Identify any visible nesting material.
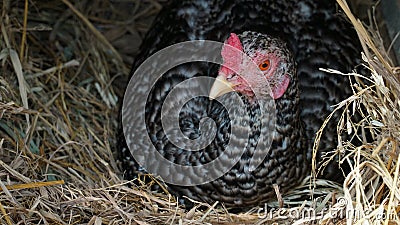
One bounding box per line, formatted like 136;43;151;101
0;0;398;224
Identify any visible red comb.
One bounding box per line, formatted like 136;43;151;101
221;33;243;73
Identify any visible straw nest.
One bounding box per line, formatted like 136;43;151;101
0;0;399;224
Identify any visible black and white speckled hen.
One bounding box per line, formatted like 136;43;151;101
117;0;361;207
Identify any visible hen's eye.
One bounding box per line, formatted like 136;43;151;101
259;60;271;71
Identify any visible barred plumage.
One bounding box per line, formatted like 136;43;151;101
117;0;361;207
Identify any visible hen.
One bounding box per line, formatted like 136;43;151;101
117;0;361;207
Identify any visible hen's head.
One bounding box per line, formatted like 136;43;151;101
210;31;295;100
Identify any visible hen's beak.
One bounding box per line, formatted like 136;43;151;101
209;74;235;100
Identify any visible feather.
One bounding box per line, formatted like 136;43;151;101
117;0;362;207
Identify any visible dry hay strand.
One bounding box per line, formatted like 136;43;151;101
0;0;398;224
315;1;400;224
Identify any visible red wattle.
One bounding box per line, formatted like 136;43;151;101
272;75;290;99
